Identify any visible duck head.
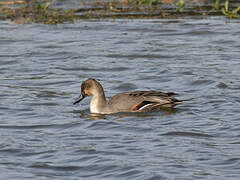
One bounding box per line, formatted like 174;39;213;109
73;78;104;105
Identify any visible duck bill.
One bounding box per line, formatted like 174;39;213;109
73;95;85;105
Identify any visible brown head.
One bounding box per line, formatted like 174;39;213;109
73;78;105;105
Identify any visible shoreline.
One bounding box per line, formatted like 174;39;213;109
0;0;239;24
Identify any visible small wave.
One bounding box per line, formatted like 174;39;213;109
162;131;213;138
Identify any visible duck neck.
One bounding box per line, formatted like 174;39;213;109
90;84;107;113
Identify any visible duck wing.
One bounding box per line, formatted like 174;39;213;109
127;91;182;111
108;91;182;112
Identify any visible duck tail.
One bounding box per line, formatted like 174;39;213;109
175;98;193;104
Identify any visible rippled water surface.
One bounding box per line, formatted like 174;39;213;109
1;17;240;179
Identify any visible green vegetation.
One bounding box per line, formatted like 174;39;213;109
221;0;240;18
133;0;159;6
213;0;220;11
0;0;74;24
176;0;185;12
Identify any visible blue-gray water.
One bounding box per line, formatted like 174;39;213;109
1;17;240;179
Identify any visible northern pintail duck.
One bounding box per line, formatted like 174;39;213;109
73;78;187;114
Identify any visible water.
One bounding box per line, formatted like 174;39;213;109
1;17;240;179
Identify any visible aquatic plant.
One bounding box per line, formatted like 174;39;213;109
133;0;159;6
213;0;220;11
176;0;185;12
0;0;74;24
221;0;240;18
37;1;51;10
